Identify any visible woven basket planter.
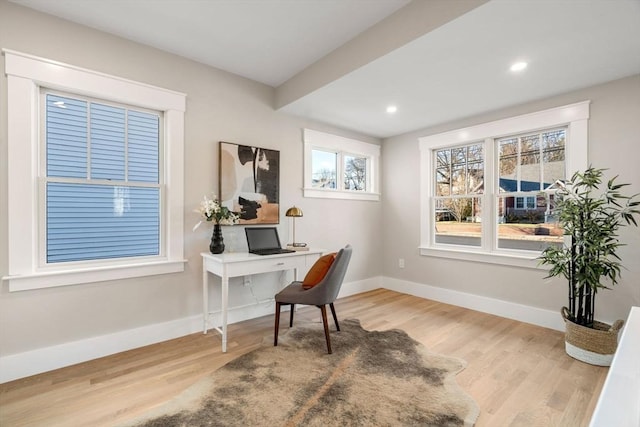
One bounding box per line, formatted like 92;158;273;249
562;307;624;366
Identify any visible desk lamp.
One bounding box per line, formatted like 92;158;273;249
285;206;306;247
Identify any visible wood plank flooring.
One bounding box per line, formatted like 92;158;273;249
0;289;608;426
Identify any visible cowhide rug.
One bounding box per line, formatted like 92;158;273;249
126;319;479;426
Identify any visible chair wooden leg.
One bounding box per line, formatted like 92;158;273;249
289;303;295;327
274;302;281;346
329;302;340;331
320;305;332;354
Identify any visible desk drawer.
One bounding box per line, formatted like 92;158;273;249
226;256;305;277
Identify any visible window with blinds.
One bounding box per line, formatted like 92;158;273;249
44;93;161;263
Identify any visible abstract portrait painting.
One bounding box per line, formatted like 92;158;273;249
219;142;279;224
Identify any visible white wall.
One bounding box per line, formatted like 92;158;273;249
1;0;638;383
382;74;640;326
0;0;383;380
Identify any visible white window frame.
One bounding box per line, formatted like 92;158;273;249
3;49;186;291
303;129;380;201
418;101;589;269
514;196;537;210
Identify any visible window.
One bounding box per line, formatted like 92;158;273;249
44;92;161;263
434;143;483;247
311;149;337;189
514;196;537;210
344;154;367;191
496;128;567;251
303;129;380;201
4;50;186;291
419;102;589;268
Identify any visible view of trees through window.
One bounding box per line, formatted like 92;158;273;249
311;149;336;189
311;149;367;191
344;155;366;191
434;143;483;247
433;128;566;251
496;128;565;250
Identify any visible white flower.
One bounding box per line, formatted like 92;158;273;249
193;194;239;231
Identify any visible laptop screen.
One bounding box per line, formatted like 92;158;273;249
245;227;283;251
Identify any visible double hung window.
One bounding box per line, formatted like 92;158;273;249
419;102;589;267
44;92;162;263
496;128;566;251
434;143;484;247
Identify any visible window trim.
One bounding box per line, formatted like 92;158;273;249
303;129;380;201
3;49;187;291
418;101;589;268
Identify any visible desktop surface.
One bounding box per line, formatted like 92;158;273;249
202;249;323;263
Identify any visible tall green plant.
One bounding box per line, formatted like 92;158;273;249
538;167;639;327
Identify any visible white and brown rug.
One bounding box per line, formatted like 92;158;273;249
127;319;479;426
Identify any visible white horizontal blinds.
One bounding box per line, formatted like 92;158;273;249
45;93;161;263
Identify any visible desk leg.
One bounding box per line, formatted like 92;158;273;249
202;262;208;334
221;275;229;352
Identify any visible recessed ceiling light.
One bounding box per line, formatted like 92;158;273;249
386;105;398;114
510;61;528;72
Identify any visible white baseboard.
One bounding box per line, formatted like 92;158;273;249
0;277;380;383
0;301;282;383
0;275;558;383
0;314;202;384
381;276;565;332
339;276;382;298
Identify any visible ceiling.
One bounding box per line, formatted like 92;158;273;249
11;0;640;139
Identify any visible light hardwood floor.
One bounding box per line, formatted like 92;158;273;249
0;289;608;426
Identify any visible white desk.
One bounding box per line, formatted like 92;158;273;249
201;249;323;352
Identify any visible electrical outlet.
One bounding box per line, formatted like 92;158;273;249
398;258;405;268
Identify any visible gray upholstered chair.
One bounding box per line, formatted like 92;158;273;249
274;245;352;354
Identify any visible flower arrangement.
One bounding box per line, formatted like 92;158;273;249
193;194;239;231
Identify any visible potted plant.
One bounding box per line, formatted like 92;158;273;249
538;166;639;366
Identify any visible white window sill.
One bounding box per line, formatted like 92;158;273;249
419;246;544;269
3;260;187;292
303;187;380;201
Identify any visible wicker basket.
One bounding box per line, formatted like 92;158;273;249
561;307;624;366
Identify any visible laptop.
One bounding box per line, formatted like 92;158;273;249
245;227;295;256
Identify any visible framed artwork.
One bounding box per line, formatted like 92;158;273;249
219;141;280;224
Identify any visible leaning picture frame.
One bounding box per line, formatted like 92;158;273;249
219;141;280;225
